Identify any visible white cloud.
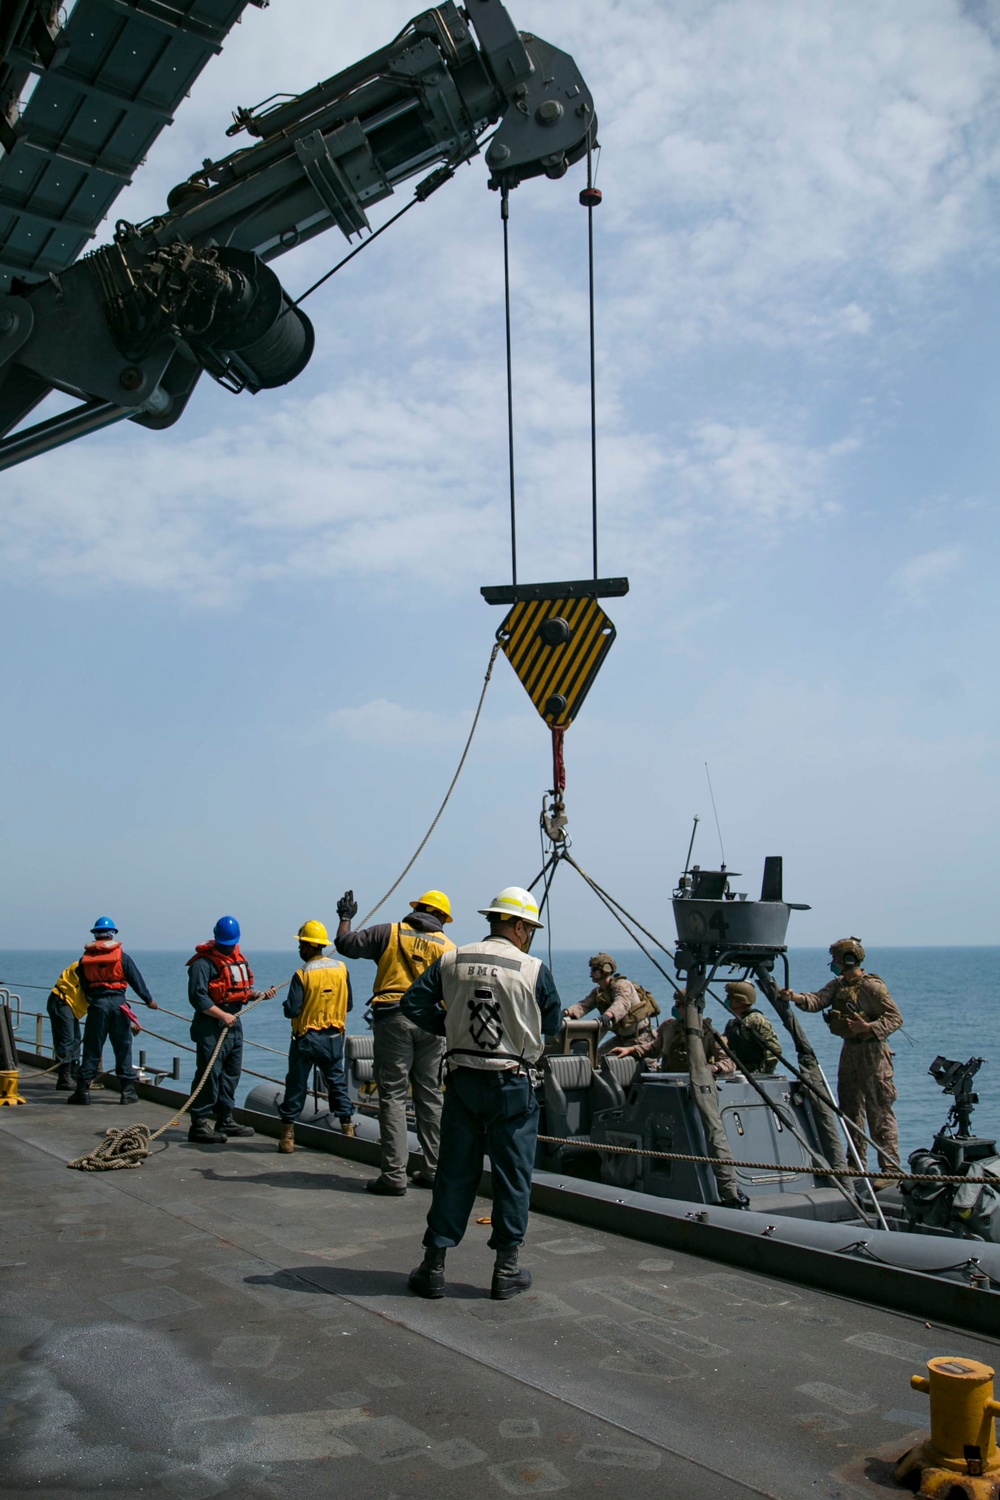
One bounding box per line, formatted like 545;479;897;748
321;698;538;754
889;545;963;605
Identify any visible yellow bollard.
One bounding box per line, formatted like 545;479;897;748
896;1357;1000;1497
0;1069;27;1106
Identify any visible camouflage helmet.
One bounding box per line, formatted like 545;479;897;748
588;952;616;976
830;936;865;966
725;980;756;1007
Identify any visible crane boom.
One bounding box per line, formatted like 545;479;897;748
0;0;595;470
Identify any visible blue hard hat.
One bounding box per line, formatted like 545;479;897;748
91;916;118;934
213;915;240;947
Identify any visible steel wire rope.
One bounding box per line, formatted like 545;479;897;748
501;184;517;584
294;133;493;307
585;127;599;579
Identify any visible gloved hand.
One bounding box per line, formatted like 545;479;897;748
337;890;358;922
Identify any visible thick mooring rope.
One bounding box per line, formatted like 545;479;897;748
536;1134;999;1186
66;991;273;1172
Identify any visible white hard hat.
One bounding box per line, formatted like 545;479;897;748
478;886;544;929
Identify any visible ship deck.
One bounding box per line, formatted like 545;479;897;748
3;1065;998;1499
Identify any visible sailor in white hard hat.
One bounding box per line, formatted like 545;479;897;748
400;886;563;1301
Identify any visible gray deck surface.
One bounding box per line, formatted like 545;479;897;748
2;1067;997;1499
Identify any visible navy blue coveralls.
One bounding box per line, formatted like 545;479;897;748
278;963;355;1124
188;956;249;1124
401;950;562;1250
47;983;81;1074
78;954;155;1086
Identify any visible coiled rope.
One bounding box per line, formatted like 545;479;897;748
66;990;274;1172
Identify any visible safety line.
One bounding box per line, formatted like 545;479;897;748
152;1003;287;1056
355;641;502;928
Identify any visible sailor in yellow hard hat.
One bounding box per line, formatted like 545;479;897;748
335;887;456;1193
276;921;355;1153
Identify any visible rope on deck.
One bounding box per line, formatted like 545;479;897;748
67;992;273;1172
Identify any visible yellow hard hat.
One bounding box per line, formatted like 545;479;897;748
411;889;453;923
296;919;330;947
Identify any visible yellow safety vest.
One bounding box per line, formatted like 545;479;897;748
291;959;351;1038
53;964;88;1020
372;923;455;1004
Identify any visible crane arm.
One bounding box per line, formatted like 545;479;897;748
0;0;595;470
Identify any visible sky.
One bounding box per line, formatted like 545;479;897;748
1;0;999;951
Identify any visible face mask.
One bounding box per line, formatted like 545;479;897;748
829;961;842;976
671;1003;684;1020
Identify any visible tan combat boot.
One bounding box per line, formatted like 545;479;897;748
341;1120;356;1139
278;1121;295;1154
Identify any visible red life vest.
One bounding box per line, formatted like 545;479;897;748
79;941;127;993
187;942;255;1011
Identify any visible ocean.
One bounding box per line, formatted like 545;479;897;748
3;946;995;1162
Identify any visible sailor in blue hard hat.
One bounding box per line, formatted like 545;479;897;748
67;917;158;1107
185;916;276;1145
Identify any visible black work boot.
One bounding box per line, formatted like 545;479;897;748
491;1246;532;1301
55;1066;75;1091
67;1082;90;1105
188;1117;227;1144
119;1082;138;1105
408;1246;446;1299
216;1116;254;1138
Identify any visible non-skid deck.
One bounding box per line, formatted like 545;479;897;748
2;1065;997;1499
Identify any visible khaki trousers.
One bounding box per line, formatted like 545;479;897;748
837;1040;900;1172
372;1009;446;1186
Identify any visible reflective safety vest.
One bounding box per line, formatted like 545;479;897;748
187;942;255;1011
292;957;350;1037
372;922;455;1004
438;936;544;1072
79;941;126;994
53;963;88;1020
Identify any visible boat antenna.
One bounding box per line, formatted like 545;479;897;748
704;762;726;867
683;814;700;874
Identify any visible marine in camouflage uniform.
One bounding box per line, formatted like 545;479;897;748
563;952;657;1054
722;980;780;1075
619;1006;735;1074
781;937;902;1175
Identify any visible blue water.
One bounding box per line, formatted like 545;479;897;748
3;946;995;1161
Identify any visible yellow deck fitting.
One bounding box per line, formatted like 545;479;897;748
0;1069;27;1106
896;1356;1000;1498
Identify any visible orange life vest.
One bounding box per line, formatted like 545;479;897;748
79;941;126;993
187;941;255;1011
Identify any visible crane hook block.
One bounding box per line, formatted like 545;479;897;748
579;187;602;207
484;578;627;729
